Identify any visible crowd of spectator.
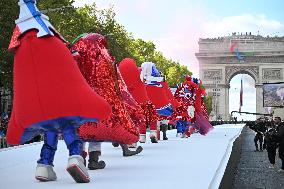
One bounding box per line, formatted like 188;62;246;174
0;112;42;148
248;117;284;172
0;113;9;148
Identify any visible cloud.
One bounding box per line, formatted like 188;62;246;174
154;13;284;78
153;11;205;76
73;1;284;80
201;14;284;37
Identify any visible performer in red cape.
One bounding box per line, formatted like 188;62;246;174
6;0;111;183
71;33;142;166
173;76;198;138
119;59;159;143
174;76;213;137
72;33;139;144
140;62;174;142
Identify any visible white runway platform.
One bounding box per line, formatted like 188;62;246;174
0;124;244;189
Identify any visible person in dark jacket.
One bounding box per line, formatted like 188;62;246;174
274;117;284;172
264;122;278;168
251;118;266;151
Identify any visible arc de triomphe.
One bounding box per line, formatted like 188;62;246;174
196;34;284;121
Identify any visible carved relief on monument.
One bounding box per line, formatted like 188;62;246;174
225;66;259;83
262;68;283;80
202;69;222;80
197;55;284;64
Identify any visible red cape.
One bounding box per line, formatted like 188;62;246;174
7;31;111;145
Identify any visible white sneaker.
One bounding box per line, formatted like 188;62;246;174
268;164;274;169
149;130;157;138
176;133;183;138
149;130;158;143
139;134;146;143
66;155;90;183
35;163;57;181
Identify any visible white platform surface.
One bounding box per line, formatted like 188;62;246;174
0;124;245;189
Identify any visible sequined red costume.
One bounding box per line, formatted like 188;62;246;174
173;76;213;136
173;77;198;122
72;34;139;145
118;78;146;130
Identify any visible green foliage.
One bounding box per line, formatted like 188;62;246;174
204;95;213;115
0;0;192;91
0;0;18;91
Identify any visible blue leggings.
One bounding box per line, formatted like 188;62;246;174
37;126;82;166
176;120;188;134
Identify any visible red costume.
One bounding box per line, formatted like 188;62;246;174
72;34;139;145
118;78;146;131
173;76;213;136
6;30;111;145
6;1;111;183
118;59;159;142
173;77;198;123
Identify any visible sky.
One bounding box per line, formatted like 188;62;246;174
73;0;284;120
229;74;256;121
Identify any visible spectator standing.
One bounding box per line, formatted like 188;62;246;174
251;118;266;152
274;117;284;172
264;122;278;168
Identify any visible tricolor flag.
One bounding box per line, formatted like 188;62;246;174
239;79;243;112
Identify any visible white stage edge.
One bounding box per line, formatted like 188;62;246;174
0;124;245;189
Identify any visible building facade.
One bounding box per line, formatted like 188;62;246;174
196;34;284;120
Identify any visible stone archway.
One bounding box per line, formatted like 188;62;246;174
225;66;258;84
196;34;284;120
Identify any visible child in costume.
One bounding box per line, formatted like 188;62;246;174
71;33;142;166
6;0;111;183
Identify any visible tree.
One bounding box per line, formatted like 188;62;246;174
0;0;18;91
0;0;194;108
204;95;213;116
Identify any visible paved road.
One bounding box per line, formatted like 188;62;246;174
232;126;284;189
